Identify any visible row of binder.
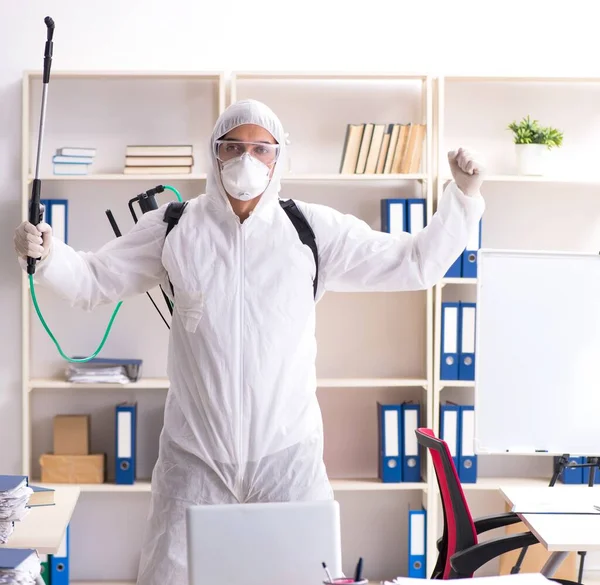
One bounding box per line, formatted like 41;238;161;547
440;403;477;483
558;457;600;485
40;525;69;584
40;199;68;244
378;402;421;483
381;198;426;236
441;301;476;381
445;220;481;279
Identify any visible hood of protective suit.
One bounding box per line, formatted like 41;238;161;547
205;99;288;218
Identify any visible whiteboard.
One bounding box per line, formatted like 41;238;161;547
474;249;600;456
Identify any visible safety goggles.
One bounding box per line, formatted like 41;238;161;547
214;140;280;166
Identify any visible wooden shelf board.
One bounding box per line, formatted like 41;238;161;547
234;71;429;81
30;378;427;391
282;173;427;182
27;174;207;182
29;378;170;391
437;380;475;390
444;75;600;83
25;70;222;80
441;277;477;286
32;481;152;493
331;479;426;491
319;378;427;388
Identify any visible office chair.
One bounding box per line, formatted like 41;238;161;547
415;428;577;583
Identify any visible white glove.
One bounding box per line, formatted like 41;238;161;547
14;220;53;262
448;148;485;196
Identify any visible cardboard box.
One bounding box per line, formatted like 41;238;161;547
499;502;577;580
53;414;90;455
40;453;106;484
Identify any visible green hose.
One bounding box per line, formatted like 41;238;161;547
29;184;183;363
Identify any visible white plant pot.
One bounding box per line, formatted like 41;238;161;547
515;143;548;176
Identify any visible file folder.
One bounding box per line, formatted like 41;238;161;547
461;220;481;278
445;255;462;278
408;509;426;578
50;524;69;585
116;402;137;484
402;403;421;482
441;302;460;380
556;456;584;484
381;199;407;235
583;457;600;484
458;302;476;381
39;553;50;584
458;405;477;483
43;199;68;244
440;403;460;470
378;403;402;483
406;199;426;234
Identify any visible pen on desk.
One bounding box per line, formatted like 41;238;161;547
322;561;333;583
354;557;363;582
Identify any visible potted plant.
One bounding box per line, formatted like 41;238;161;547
507;115;564;175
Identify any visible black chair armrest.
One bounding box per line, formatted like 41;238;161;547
474;512;522;535
450;531;539;577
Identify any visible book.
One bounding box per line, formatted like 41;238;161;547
354;123;374;174
364;124;386;174
125;155;194;166
56;147;96;157
383;124;401;174
28;485;55;507
124;166;192;174
52;155;94;164
339;124;365;174
53;163;88;175
126;145;193;156
375;124;393;174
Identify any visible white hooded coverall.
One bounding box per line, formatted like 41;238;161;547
25;100;485;584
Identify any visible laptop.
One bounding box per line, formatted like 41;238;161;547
186;500;342;585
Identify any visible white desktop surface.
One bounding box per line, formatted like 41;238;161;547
0;485;80;554
500;486;600;552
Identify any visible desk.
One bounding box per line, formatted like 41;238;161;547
0;485;80;554
500;486;600;578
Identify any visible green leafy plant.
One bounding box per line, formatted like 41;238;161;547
507;115;564;149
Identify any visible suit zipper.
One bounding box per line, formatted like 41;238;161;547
237;223;245;497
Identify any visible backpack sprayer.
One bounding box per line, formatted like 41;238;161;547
27;16;182;363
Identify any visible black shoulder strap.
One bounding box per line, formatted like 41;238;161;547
279;199;319;299
163;201;189;297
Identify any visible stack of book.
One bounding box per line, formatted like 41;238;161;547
52;147;96;175
123;145;194;174
340;123;426;175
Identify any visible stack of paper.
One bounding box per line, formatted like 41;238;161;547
0;478;33;545
65;358;143;384
0;548;41;585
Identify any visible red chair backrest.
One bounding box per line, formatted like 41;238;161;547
416;428;478;579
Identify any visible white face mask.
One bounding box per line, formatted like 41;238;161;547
220;153;272;201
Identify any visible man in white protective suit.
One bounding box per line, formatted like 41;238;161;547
14;99;485;584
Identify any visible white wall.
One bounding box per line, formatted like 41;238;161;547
3;0;600;580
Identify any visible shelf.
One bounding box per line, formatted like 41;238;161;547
282;173;428;182
26;70;222;80
461;476;600;491
234;71;429;81
30;378;427;391
319;378;428;388
440;278;477;286
437;380;475;390
28;378;170;391
443;174;600;184
331;479;426;491
72;582;134;585
27;173;207;182
33;481;152;493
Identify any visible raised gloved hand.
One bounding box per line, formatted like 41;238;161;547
448;148;485;196
14;220;53;262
